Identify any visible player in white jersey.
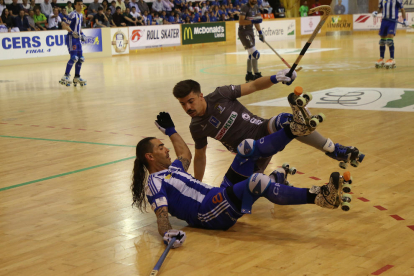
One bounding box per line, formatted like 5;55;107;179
131;109;352;249
372;0;408;69
59;0;87;87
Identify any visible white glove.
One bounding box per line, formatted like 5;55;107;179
403;19;409;27
276;68;297;85
80;33;86;42
372;11;378;17
70;31;79;38
163;229;186;248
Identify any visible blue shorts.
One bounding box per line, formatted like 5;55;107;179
66;36;83;56
196;187;243;230
379;19;397;37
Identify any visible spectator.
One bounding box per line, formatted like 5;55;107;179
59;7;69;22
218;5;228;19
87;0;102;22
130;6;143;24
7;0;21;17
109;1;116;14
48;7;60;29
210;0;219;7
174;12;181;23
153;12;163;24
227;13;235;21
20;0;30;15
163;0;174;13
94;6;109;27
261;0;272;14
105;8;115;26
122;7;136;25
181;8;189;20
209;11;217;22
311;0;321;15
15;9;30;31
142;9;149;25
184;15;190;23
299;1;308;17
275;1;285;18
112;6;126;26
102;0;109;13
65;1;73;13
219;13;226;21
211;5;219;18
201;2;208;14
27;9;38;30
40;0;52;17
201;11;208;22
194;2;200;13
116;0;126;12
29;0;36;11
0;0;6;17
129;0;140;13
124;0;130;9
167;10;174;23
2;8;19;31
138;0;149;14
187;2;193;12
33;6;47;29
51;0;58;8
160;10;169;24
152;0;163;13
334;0;346;14
233;0;240;6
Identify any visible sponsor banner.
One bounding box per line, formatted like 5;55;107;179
325;15;352;32
182;22;226;45
0;29;102;60
403;0;414;9
249;87;414;112
353;13;412;30
111;28;129;55
236;20;295;44
301;16;321;35
129;25;180;50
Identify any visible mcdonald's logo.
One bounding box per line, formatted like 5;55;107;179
183;27;193;40
212;193;223;204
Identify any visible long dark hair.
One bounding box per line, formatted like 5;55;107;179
131;137;155;212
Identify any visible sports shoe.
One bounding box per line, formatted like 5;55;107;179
245;72;255;83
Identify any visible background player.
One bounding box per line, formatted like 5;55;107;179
238;0;265;82
173;69;364;182
373;0;408;69
131;111;349;248
59;0;87;87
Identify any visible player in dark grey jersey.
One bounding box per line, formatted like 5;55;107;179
173;69;364;182
239;0;265;82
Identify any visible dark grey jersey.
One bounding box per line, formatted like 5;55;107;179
190;85;269;152
239;4;261;31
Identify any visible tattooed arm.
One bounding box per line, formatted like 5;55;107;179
155;206;172;236
169;132;192;172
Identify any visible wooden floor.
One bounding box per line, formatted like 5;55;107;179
1;32;414;276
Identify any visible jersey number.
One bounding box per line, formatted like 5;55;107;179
212;193;223;204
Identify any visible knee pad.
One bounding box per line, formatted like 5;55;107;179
268;113;293;133
252;50;260;60
71;55;79;62
247;46;257;56
79;56;85;63
386;39;394;47
237;139;255;158
379;39;386;46
241;173;271;214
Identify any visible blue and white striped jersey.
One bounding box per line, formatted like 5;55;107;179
379;0;403;20
146;159;214;226
66;11;83;34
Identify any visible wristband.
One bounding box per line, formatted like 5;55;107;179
270;75;278;84
258;30;263;35
165;127;177;137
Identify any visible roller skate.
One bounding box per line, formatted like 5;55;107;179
375;58;384;68
245;72;255;83
254;72;263;80
314;171;353;211
325;143;365;169
73;76;87;87
384;59;396;69
269;163;297;186
59;74;72;87
287;86;325;136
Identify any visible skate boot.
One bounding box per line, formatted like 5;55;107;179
245;72;255;83
325;143;365;169
254;72;263;80
73;76;87;87
313;171;353;211
269;163;296;186
384;59;396;69
59;74;71;87
287;86;326;136
375;58;384;68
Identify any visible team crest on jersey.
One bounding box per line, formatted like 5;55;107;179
72;45;77;50
165;174;172;179
214;103;226;114
209;116;221;128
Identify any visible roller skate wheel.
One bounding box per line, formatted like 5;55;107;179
296;96;306;107
303;92;313;102
342;193;352;203
289;167;297;175
66;83;70;87
282;163;289;169
317;113;326;123
343;171;351;182
339;161;348;169
350;159;359;167
309;117;319;128
341;202;351;211
342;183;352;193
294;86;303;96
375;64;379;68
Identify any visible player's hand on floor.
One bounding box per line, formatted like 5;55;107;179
372;11;378;17
155;112;177;136
277;68;297;86
163;229;186;248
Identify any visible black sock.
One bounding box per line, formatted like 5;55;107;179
306;188;317;204
283;126;297;139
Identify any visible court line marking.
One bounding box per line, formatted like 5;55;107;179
0;156;135;192
0;135;136;148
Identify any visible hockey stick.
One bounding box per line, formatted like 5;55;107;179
149;237;177;276
383;18;414;29
264;41;303;72
286;5;331;78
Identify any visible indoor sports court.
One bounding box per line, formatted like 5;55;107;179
1;3;414;276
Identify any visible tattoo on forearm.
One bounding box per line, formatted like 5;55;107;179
177;156;191;171
156;207;172;235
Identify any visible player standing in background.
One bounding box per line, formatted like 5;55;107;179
238;0;265;82
59;0;87;87
373;0;408;69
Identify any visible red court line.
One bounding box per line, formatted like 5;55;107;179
309;176;321;180
31;125;39;127
47;126;55;128
14;124;22;125
371;264;394;275
216;149;226;152
62;127;71;129
125;134;133;136
390;215;404;221
78;129;86;131
349;192;354;194
0;122;7;124
358;197;370;202
374;205;387;211
408;226;414;231
296;171;304;174
94;130;102;132
110;132;118;134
